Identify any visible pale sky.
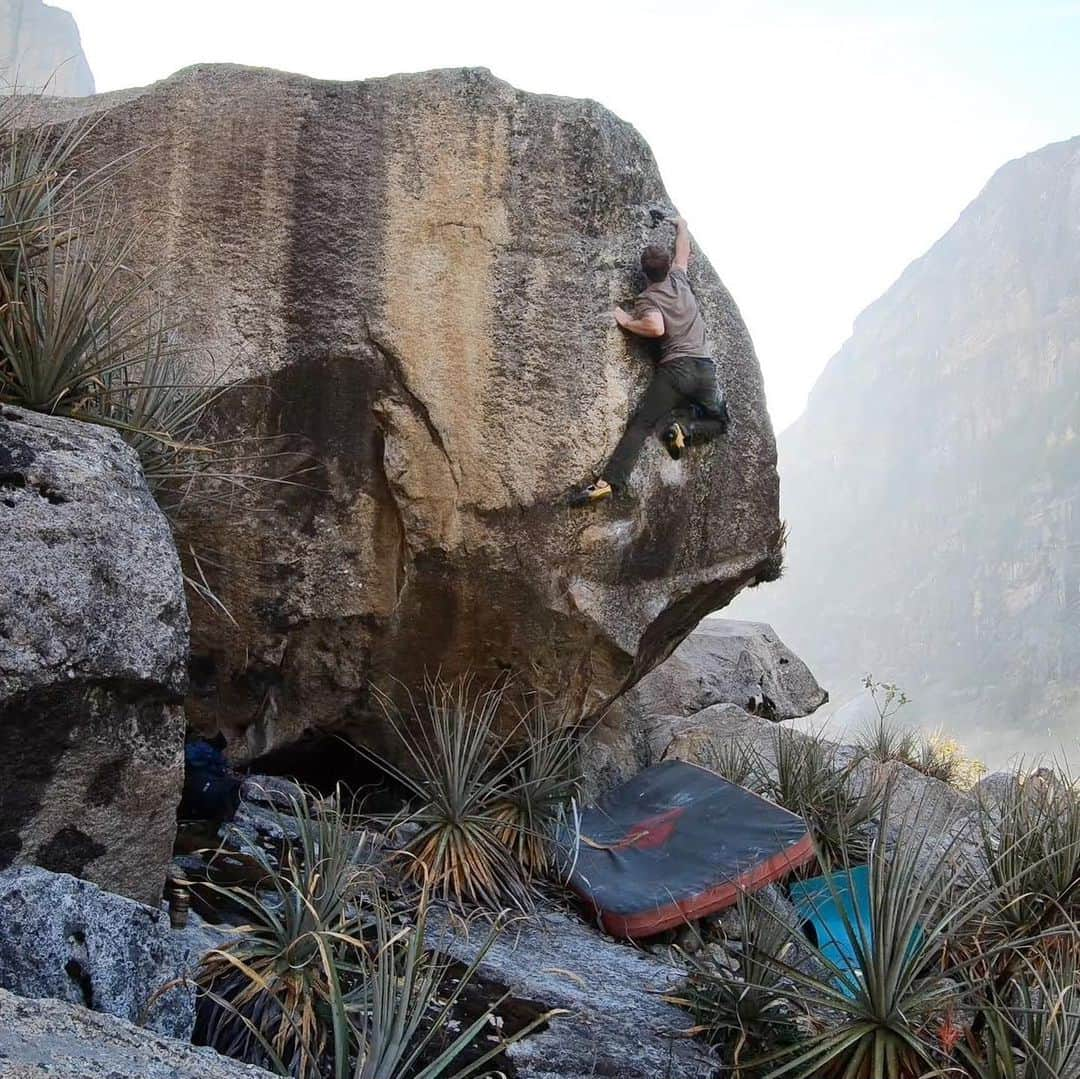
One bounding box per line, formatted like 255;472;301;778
61;0;1080;430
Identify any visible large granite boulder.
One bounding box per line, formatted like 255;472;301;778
38;65;781;760
0;988;276;1079
0;407;188;904
0;866;198;1039
0;0;95;96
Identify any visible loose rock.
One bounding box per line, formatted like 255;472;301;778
0;866;200;1039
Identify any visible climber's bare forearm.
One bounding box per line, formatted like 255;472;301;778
671;215;690;271
613;306;665;338
623;318;664;338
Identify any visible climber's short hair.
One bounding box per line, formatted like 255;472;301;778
640;244;671;283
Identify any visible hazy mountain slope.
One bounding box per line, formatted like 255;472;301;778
732;135;1080;764
0;0;94;96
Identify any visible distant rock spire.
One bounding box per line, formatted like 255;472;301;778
0;0;95;96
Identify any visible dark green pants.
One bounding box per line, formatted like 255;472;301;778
605;357;728;489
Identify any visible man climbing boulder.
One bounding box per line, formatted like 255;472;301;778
571;215;729;505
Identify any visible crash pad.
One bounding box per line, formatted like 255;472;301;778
567;759;814;938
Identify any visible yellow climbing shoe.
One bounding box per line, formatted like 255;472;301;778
569;479;613;507
662;422;686;460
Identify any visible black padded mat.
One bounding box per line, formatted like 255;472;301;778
567;759;813;937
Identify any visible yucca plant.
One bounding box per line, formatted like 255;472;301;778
726;794;1025;1079
341;889;555;1079
0;219;178;412
961;943;1080;1079
0;104;97;272
707;735;759;789
196;787;375;1077
362;679;536;911
195;787;550;1079
975;764;1080;949
672;892;800;1074
92;342;232;505
758;726;885;866
489;701;582;876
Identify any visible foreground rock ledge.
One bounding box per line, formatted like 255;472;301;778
0;987;275;1079
0;408;188;904
39;64;780;757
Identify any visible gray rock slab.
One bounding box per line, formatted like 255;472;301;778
0;866;200;1039
429;907;716;1079
0;988;275;1079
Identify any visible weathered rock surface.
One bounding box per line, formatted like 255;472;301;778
626;618;827;722
586;620;825;787
430;907;715;1079
0;407;188;904
36;64;781;760
0;866;198;1039
731;135;1080;766
654;702;784;769
0;0;94;96
0;987;275;1079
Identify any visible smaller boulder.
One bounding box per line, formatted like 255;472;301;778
590;621;827;789
628;619;829;721
0;407;189;904
0;866;200;1039
971;769;1020;807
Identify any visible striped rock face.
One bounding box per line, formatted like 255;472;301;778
44;65;780;760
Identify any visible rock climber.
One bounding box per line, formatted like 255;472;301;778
570;214;728;506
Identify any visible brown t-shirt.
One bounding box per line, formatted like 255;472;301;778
635;267;709;363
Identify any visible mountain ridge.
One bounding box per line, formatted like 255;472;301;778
733;132;1080;765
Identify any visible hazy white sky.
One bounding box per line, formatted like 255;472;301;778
61;0;1080;429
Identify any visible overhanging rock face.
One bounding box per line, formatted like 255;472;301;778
47;65;780;756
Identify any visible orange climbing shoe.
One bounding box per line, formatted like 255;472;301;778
662;422;686;460
568;479;613;507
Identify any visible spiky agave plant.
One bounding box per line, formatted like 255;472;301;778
961;941;1080;1079
671;892;800;1074
974;763;1080;950
0;102;97;273
363;678;535;911
0;104;176;418
734;793;1021;1079
707;735;759;789
196;786;375;1077
759;726;885;867
489;701;582;877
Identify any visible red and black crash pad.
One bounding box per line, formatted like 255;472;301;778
567;759;815;938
